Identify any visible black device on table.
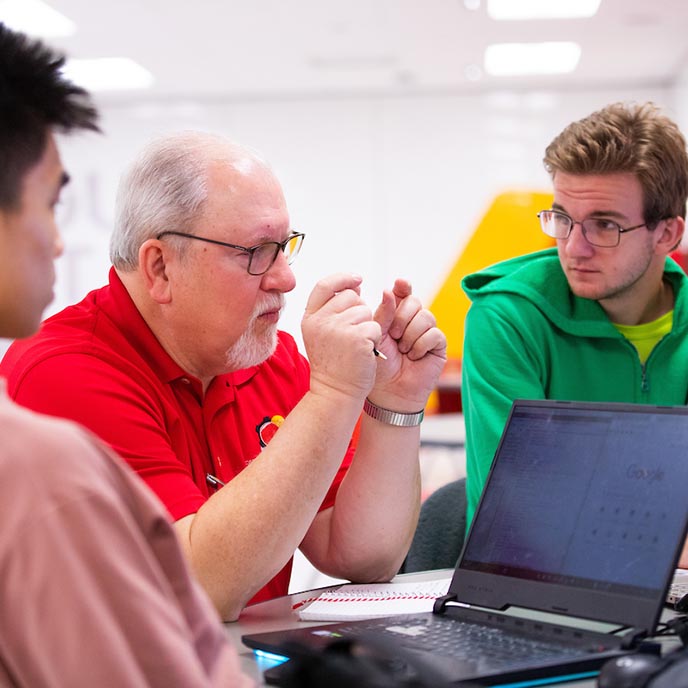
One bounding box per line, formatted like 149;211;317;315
244;400;688;686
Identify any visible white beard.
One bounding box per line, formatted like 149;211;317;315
223;295;283;370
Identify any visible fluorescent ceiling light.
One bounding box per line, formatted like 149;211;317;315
485;42;581;76
0;0;75;37
487;0;601;20
62;58;154;92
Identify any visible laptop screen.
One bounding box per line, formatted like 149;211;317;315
454;400;688;629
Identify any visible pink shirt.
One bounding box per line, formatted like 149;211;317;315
0;382;252;687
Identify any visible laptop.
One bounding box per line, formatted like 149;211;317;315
243;399;688;686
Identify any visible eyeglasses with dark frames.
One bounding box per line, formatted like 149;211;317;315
537;210;649;248
156;231;305;275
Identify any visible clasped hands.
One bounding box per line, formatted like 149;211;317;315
302;273;447;411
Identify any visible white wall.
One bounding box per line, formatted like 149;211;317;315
31;84;675;353
673;62;688;143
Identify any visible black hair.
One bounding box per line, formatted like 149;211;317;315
0;22;100;209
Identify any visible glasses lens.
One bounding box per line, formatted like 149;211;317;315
581;218;621;247
539;211;571;239
247;243;278;275
247;234;304;275
283;233;304;265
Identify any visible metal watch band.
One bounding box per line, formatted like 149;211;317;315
363;398;425;427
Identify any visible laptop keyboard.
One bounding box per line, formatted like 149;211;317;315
342;616;594;668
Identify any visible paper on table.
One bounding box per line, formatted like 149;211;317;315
295;576;453;622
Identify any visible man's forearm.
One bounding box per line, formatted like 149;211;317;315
302;412;422;583
175;387;365;621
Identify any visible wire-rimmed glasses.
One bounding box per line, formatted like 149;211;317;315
156;231;305;275
537;210;647;248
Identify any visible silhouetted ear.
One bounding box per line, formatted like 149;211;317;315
656;216;685;255
138;238;172;304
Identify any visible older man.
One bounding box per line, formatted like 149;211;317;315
1;131;447;621
0;24;251;687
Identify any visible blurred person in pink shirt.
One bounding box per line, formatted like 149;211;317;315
0;21;252;688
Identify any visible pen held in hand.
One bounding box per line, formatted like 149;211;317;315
373;347;387;360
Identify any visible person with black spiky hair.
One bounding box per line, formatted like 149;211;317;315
0;22;252;688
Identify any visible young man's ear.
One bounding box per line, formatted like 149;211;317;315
657;216;685;255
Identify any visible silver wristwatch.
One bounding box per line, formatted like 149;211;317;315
363;398;425;427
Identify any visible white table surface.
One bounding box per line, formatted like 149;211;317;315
420;412;465;448
224;569;682;687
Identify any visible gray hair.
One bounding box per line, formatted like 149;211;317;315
110;131;268;269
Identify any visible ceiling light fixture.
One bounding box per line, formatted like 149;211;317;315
62;58;154;92
484;42;581;76
0;0;75;37
487;0;601;20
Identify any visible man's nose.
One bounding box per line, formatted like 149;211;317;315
54;231;65;258
261;250;297;293
562;222;594;256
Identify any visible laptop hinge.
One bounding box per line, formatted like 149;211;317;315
621;627;649;650
433;592;458;614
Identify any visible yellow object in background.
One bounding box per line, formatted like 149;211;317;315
426;190;554;413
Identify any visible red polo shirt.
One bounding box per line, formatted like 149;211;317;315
0;268;353;604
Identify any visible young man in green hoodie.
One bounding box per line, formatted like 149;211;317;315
462;102;688;565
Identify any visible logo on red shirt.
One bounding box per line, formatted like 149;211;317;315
256;415;285;448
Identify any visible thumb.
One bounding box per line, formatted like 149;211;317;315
373;289;396;336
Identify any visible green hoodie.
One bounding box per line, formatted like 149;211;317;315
461;248;688;526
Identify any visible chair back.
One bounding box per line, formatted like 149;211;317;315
400;478;466;573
